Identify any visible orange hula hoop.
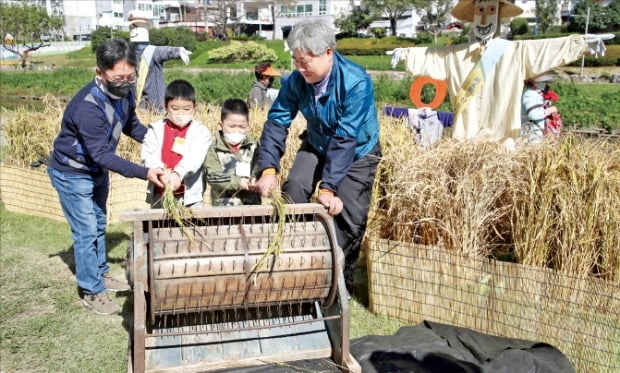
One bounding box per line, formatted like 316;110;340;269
409;77;448;110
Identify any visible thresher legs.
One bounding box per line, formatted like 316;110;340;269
132;282;146;373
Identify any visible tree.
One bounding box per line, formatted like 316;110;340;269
364;0;430;36
568;0;611;33
534;0;559;34
418;0;452;43
607;0;620;31
335;2;377;35
0;3;62;69
510;17;530;36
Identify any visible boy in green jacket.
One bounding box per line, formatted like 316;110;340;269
204;99;261;206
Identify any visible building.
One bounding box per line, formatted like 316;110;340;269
3;0;601;42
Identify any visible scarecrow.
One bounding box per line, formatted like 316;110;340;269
390;0;610;142
128;11;192;113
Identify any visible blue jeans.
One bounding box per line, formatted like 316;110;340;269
48;167;109;295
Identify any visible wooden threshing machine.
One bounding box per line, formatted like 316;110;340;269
121;203;360;372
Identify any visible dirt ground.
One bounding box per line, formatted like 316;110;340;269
555;65;620;76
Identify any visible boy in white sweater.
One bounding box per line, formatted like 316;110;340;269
141;79;212;207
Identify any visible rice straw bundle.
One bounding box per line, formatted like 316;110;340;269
161;183;194;242
251;189;289;276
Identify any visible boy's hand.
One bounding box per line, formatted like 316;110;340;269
239;177;250;191
169;171;182;191
248;178;257;191
255;174;277;197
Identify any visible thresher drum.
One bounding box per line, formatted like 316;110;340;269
122;203;360;372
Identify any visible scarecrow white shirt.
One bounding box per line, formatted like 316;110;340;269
397;35;588;141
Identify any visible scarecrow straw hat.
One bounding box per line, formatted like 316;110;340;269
451;0;523;22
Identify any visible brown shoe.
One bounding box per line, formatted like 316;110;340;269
102;272;131;292
82;292;120;315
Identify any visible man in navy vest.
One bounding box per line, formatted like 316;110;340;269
48;38;165;315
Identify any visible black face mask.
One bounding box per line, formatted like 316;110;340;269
107;81;134;98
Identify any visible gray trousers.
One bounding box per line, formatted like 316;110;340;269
282;140;381;289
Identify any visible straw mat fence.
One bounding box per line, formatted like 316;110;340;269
0;164;148;224
367;238;620;373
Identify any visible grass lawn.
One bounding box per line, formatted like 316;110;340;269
0;205;404;372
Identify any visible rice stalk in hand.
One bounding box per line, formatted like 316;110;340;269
162;184;194;243
251;189;288;278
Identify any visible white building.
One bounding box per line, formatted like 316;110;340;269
3;0;600;42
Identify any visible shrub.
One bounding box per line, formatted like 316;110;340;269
207;41;278;63
149;27;196;51
510;18;530;36
371;27;387;38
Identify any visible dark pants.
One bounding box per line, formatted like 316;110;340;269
282;140;381;290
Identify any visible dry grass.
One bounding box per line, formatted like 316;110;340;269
2;101;619;283
371;114;620;283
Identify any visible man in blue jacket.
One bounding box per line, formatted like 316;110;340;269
48;38;165;315
254;18;381;295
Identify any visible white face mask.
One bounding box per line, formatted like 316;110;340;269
223;132;246;145
473;0;499;45
168;114;193;128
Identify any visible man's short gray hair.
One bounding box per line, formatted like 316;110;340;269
286;18;336;56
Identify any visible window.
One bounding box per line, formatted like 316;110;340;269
319;0;326;15
281;3;313;17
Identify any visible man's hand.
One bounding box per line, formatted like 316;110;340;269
318;193;343;216
147;168;165;188
179;47;192;65
254;173;277;197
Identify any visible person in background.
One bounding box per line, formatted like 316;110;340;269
204;98;261;206
129;10;192;113
521;74;560;144
48;38;165;315
253;18;382;295
247;61;281;109
384;106;454;147
141;79;212;208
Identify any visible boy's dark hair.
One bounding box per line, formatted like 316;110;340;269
96;38;137;72
165;79;196;106
221;98;249;121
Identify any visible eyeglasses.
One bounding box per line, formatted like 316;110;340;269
292;49;329;68
103;71;137;86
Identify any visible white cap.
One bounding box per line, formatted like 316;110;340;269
130;27;149;43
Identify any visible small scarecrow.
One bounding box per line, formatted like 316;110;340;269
390;0;610;142
128;11;192;113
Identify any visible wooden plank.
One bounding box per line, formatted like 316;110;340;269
120;203;327;221
153;253;332;279
144;333;183;371
257;314;300;356
179;323;223;366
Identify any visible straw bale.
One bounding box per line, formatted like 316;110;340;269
367;239;620;373
0;164;149;224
